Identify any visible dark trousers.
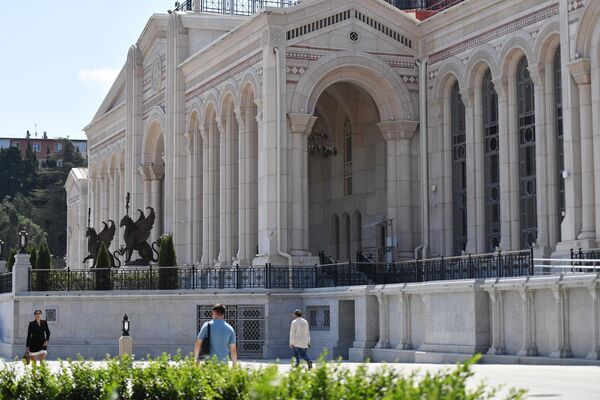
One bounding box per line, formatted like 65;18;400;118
293;347;311;366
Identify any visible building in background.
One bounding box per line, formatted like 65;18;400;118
3;134;87;165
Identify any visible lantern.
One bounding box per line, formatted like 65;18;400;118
122;314;130;336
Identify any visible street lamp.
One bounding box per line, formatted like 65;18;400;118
18;231;28;254
0;240;4;261
122;314;130;336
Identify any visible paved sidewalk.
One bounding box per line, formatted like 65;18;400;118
2;359;599;399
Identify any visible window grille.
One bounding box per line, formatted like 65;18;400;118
451;82;467;255
197;304;265;356
343;119;353;197
45;307;57;323
306;306;330;330
482;69;500;252
554;48;564;240
517;56;537;248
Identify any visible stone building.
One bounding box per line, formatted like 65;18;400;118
67;0;600;268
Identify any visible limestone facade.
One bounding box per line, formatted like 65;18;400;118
68;0;600;268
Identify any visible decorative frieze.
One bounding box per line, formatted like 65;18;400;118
568;0;585;12
430;3;559;65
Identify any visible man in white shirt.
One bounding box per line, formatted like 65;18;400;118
289;309;312;369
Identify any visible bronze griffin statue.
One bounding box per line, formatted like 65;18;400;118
117;207;160;266
82;220;116;267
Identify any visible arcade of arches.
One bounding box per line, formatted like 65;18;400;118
69;0;600;268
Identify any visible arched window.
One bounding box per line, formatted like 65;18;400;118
554;47;564;240
451;81;467;255
517;56;537;248
483;69;500;252
343;119;353;196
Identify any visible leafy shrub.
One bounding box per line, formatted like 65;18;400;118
158;235;178;290
94;242;112;291
36;242;51;291
6;248;16;272
0;354;526;400
28;246;38;270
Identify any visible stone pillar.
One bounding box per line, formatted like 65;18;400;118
530;65;550;254
374;292;390;349
517;288;537;356
349;294;379;361
545;63;560;248
217;118;229;264
588;286;600;360
486;288;506;355
461;87;478;253
493;77;514;250
200;126;212;265
397;291;412;350
151;179;163;243
568;59;596;243
473;84;487;253
119;335;133;356
287;113;317;255
12;253;30;293
550;287;571;358
377;120;419;259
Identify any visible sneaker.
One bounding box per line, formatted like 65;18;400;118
307;361;313;370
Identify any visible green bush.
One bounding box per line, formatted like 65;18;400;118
28;246;38;270
158;235;178;290
36;242;51;291
0;354;526;400
6;248;16;272
94;242;112;291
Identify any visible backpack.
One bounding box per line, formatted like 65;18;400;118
200;322;211;356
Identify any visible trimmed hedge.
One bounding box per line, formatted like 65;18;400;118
158;235;178;290
0;354;526;400
94;242;112;291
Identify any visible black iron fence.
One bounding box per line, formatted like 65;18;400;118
28;250;534;292
0;273;11;293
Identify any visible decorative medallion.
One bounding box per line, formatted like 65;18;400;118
151;56;163;91
349;31;359;42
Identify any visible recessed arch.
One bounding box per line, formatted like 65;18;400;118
291;50;416;121
499;30;537;78
465;45;499;90
433;56;466;100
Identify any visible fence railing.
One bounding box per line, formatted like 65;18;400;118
28;249;535;292
0;272;12;293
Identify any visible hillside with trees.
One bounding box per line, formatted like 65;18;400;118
0;139;86;263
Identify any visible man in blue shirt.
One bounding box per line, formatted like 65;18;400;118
194;304;238;366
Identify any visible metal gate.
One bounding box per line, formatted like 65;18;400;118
197;305;265;357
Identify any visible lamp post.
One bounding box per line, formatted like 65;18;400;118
18;231;28;254
122;314;130;336
0;240;4;261
119;314;133;357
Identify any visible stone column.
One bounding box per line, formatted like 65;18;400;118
588;286;600;360
151;179;163;243
473;84;487;253
377;120;419;259
544;64;560;248
349;294;379;361
100;175;109;225
550;287;571;358
517;288;537;356
530;65;550;254
493;76;515;250
217;117;229;264
374;292;390;349
236;107;249;263
461;87;478;253
486;288;506;355
397;291;412;350
568;59;596;243
200;126;213;265
287;113;317;254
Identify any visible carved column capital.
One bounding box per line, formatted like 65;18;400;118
567;58;591;86
377;119;419;141
287;113;317;135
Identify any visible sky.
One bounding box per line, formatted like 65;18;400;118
0;0;171;140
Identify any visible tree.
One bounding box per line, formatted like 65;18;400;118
7;248;16;273
158;235;178;290
36;242;51;291
0;198;47;256
28;247;38;270
95;242;112;290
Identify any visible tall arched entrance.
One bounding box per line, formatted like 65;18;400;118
307;82;385;262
